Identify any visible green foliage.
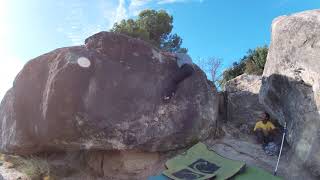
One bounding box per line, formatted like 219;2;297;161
111;19;149;41
218;58;246;87
219;45;268;88
4;154;51;179
16;157;50;179
244;46;268;75
111;9;186;52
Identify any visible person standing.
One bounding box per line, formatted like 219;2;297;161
161;51;195;101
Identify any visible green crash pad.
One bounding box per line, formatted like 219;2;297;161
148;175;170;180
163;142;245;180
231;166;282;180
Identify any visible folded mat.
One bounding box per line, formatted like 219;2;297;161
231;166;282;180
163;142;245;180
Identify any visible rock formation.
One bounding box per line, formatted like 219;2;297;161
260;10;320;177
225;74;264;130
0;32;219;156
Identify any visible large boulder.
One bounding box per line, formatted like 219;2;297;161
0;32;219;155
85;150;164;179
225;74;264;130
260;10;320;177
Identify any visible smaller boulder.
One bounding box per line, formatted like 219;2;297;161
225;74;264;129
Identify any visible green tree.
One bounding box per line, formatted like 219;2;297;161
218;57;246;87
111;9;186;52
218;46;268;88
111;19;149;41
244;46;268;75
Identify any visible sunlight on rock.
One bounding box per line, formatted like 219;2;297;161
152;49;163;63
77;57;91;68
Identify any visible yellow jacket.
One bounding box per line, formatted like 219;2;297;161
254;120;275;134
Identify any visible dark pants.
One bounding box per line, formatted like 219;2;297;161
164;64;194;97
255;129;274;144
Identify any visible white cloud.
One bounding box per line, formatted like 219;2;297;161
103;0;204;28
100;0;148;29
115;0;128;23
0;0;206;102
0;0;10;36
157;0;204;4
0;0;23;102
56;0;106;45
157;0;186;4
0;54;23;102
99;0;119;29
128;0;153;16
55;0;205;44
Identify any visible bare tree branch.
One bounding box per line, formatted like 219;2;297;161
210;57;222;83
198;57;222;84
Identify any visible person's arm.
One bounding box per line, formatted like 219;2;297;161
268;122;277;135
270;122;276;130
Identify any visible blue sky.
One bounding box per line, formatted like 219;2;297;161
0;0;319;100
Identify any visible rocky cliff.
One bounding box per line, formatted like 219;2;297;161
0;32;219;156
260;9;320;177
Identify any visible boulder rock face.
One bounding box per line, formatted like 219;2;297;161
259;10;320;177
225;74;264;129
85;150;163;180
0;32;219;155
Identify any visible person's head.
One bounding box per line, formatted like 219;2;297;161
262;112;270;123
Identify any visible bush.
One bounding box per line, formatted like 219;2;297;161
219;45;268;88
111;9;187;53
5;155;51;179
